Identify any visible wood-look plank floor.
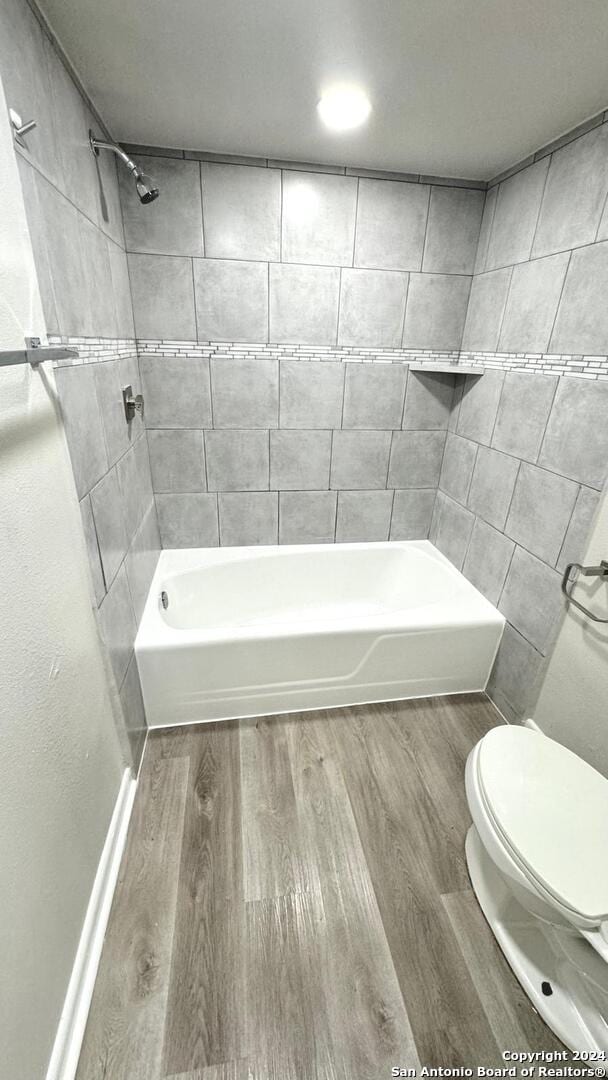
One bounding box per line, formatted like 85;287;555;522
76;694;566;1080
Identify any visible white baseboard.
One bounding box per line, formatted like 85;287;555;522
46;767;137;1080
524;716;544;733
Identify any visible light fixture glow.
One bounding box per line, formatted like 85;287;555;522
317;85;371;132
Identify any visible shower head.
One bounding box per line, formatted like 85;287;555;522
89;131;160;204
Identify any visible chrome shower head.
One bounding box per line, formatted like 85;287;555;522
89;131;160;204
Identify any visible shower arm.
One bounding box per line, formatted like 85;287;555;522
89;133;143;178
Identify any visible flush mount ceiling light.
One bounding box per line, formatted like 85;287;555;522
317;85;372;132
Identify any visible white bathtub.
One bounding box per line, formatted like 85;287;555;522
135;540;505;727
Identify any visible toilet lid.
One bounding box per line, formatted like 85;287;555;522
478;726;608;922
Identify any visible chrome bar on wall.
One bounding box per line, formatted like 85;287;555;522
561;560;608;624
0;338;78;368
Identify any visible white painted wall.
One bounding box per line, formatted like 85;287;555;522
533;487;608;778
0;73;126;1079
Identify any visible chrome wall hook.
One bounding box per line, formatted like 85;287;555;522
9;108;37;139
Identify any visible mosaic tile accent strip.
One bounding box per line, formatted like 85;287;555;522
48;335;138;366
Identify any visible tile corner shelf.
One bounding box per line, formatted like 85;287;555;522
408;362;484;376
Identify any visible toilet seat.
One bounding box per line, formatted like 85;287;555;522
476;727;608;925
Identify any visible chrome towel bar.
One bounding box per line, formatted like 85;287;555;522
561;560;608;624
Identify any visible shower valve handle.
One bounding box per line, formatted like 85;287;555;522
122;385;144;423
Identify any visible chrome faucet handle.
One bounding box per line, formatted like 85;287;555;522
122;385;144;423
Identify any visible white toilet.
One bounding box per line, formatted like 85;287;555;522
465;724;608;1053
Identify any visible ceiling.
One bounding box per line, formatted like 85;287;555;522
38;0;608;180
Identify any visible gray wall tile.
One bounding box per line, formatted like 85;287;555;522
270;430;331;489
532;123;608;257
120;156;203;256
54;365;108;498
35;174;87;337
94;359;132;468
330;430;392;489
498;252;570;353
193;259;268;342
492;371;557;462
124;504;161;622
128;254;196;339
460;268;512;352
456;369;505;445
335;490;393;542
118;656;147;771
388;430;446;488
79;495;106;606
279;491;337;544
467;445;519;530
201;162;280;260
140;355;212;428
390;489;436;539
462;518;514;604
279;359;344;428
15;159;59;333
269;264;340;345
354;178;429;271
473;184;497;275
439;433;477;504
337;268;408;348
147;429;206;492
210;357;278;428
499;546;564;655
538;376;608;488
342;363;407;429
49;57;99;224
402;274;470;350
556;486;600;573
282;171;357;266
549;241;608;354
107;241;136;339
205;429;269;491
402;372;454;430
78;214;118;337
218;492;278;546
423;186;484;274
115;437;154;543
487;623;545;718
89;469;128;588
434;494;475;570
485;159;549;269
97;565;137;687
156;493;219;547
505;462;579;566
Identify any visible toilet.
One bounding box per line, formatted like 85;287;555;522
465;724;608;1053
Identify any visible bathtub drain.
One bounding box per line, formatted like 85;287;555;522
160;590;169;610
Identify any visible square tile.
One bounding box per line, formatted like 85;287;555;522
402;371;454;430
467;446;519;530
120;155;203;255
330;430;392;489
54;364;108;498
499;546;564;655
439;434;477;504
282;171;357;265
193;259;268;342
342;362;407;429
211;357;278;428
147;429;206;492
201;162;280;260
505;463;579;566
338;268;408;347
485;159;549;269
270;430;331;489
492;371;557;463
354;178;429;270
422;186;485;274
119;655;147;771
128;254;196;339
279;491;337;544
205;429;269;491
140;355;212;428
156;493;219;547
94;359;132;468
434;495;475;570
556;486;600;573
97;565;136;687
218;492;278;546
115;437;154;543
124;504;161;623
89;468;128;589
79;494;106;607
460;268;512;352
390;489;436;540
16;159;59;333
538;376;608;488
463;518;514;604
402;274;470;350
107;242;136;339
36;176;87;336
532;124;608;257
488;623;545;719
456;370;505;446
336;490;394;542
474;184;497;274
279;359;344;428
498;253;570;353
388;431;446;488
77;215;118;337
269;264;340;345
549;241;608;355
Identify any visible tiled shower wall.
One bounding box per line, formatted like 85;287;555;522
0;0;160;767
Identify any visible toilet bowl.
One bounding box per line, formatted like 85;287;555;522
465;725;608;1054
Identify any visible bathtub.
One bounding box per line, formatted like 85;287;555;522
135;540;505;727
